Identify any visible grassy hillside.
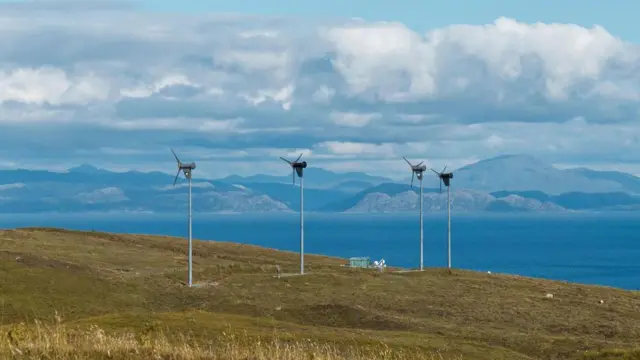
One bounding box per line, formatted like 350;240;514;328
1;228;639;359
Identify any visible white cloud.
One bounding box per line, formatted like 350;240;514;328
0;67;110;105
329;111;381;127
0;3;639;177
0;182;25;191
120;74;195;98
318;141;395;157
108;117;244;132
322;21;437;102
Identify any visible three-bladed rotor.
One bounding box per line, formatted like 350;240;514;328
403;157;427;188
171;149;197;185
431;166;453;193
280;153;308;185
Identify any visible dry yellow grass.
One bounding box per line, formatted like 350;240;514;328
2;227;640;359
2;313;457;360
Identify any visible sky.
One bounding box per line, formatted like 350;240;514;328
1;0;640;179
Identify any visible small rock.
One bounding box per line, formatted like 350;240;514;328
275;306;281;311
545;293;554;299
599;299;604;304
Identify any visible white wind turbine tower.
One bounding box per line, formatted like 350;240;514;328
403;157;427;271
171;149;197;287
280;153;308;275
432;166;454;272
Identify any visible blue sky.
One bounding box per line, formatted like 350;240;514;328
137;0;640;41
0;0;640;179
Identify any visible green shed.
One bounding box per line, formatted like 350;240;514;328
348;257;370;268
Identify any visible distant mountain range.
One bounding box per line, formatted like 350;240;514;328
219;168;389;190
452;155;640;194
1;154;640;214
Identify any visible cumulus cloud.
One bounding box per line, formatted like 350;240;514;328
0;1;640;177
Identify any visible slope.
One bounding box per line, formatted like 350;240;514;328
218;167;392;189
1;228;639;359
453;154;626;194
318;182;437;212
566;167;640;193
222;181;347;211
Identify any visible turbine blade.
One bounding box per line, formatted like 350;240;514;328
280;157;292;164
430;168;439;175
292;169;295;185
171;148;181;164
295;153;303;162
173;168;181;186
411;172;415;188
416;161;424;166
439;179;442;193
442;165;447;173
403;156;413;167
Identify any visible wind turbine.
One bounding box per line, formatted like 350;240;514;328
432;166;454;272
171;149;197;287
280;153;308;275
403;157;427;271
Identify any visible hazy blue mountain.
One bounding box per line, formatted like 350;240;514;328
4;155;640;214
490;190;550;202
330;180;376;194
339;183;640;214
0;166;174;188
552;192;640;210
222;182;346;211
453;154;627;194
491;190;640;210
320;183;441;212
0;167;292;214
343;189;565;213
218;167;392;189
564;168;640;193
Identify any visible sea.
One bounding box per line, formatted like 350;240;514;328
1;212;639;291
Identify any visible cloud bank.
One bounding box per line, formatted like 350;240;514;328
1;1;640;178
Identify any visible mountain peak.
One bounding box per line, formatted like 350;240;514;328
480;154;545;164
68;164;102;173
459;154;551;172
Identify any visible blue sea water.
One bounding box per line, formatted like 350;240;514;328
0;212;639;291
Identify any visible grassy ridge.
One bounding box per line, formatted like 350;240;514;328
3;316;457;360
1;227;640;359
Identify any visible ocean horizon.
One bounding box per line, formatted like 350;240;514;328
1;211;639;291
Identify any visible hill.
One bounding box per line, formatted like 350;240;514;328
453;154;640;194
218;167;392;189
225;181;347;211
321;183;567;213
3;155;640;214
1;228;639;359
0;166;293;214
0;165;386;214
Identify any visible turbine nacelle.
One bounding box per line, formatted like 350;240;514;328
171;149;197;185
403;157;427;188
280;154;307;185
431;166;453;192
179;162;196;170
